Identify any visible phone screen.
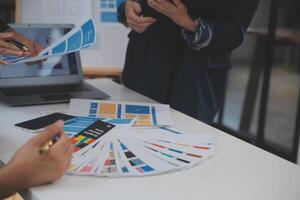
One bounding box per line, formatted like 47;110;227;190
15;113;75;131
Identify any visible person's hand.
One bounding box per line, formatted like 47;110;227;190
125;0;157;33
4;120;73;189
0;30;44;65
147;0;196;32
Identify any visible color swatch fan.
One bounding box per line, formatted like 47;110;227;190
66;119;215;177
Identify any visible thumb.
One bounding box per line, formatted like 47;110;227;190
0;60;9;65
31;120;64;145
0;32;16;40
173;0;184;8
132;2;142;15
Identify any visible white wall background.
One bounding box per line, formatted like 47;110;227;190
20;0;129;68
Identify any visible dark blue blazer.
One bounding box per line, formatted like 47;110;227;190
119;0;259;124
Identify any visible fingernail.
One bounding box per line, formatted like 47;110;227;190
55;120;64;128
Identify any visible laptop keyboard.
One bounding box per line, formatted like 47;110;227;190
0;84;90;97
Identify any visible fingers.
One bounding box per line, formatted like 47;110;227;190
0;32;17;40
126;1;156;33
148;0;165;10
31;120;64;145
127;14;157;33
127;7;144;24
0;46;26;57
0;60;9;65
34;44;44;54
51;132;72;156
63;142;73;157
172;0;184;9
11;32;41;56
132;2;142;15
130;20;156;33
0;40;20;51
0;32;33;57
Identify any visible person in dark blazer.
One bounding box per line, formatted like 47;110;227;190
118;0;259;124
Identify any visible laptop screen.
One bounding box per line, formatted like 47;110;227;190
0;26;79;79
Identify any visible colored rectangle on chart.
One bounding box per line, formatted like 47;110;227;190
151;106;157;125
125;105;150;114
98;103;117;118
101;12;118;23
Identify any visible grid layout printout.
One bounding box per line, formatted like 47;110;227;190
68;99;173;127
4;18;96;64
66;122;216;177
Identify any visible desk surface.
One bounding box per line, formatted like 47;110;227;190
0;79;300;200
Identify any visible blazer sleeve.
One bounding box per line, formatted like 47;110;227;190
0;20;10;32
200;0;260;54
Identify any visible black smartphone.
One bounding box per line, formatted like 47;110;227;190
15;113;76;132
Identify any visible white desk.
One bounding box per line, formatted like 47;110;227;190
1;79;300;200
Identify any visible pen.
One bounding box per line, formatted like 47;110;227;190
39;140;54;154
8;40;29;52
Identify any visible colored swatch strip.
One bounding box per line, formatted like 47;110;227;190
144;141;202;159
144;147;180;167
79;143;105;173
119;141;154;173
160;127;183;135
145;146;190;164
117;151;129;173
79;158;97;173
157;139;210;150
102;143;118;174
71;135;96;152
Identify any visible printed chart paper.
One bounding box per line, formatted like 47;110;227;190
68;99;173;126
3;18;96;64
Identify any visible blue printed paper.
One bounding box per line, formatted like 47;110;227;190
3;18;96;64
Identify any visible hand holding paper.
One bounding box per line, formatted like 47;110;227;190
2;18;96;64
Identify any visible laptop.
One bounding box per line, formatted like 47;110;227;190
0;24;110;106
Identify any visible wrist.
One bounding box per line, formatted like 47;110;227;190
0;164;21;198
172;14;196;32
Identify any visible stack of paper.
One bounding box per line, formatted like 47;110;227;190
66;99;216;177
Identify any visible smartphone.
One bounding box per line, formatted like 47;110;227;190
15;113;76;132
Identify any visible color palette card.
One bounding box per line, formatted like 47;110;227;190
71;120;115;155
64;116;135;137
67;123;216;177
68;99;173;127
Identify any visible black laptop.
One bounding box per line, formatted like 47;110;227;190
0;24;109;106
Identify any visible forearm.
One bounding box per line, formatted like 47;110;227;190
0;164;22;199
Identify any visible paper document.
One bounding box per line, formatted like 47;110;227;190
68;99;173;127
3;18;96;64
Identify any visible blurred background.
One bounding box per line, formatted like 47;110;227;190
1;0;300;164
